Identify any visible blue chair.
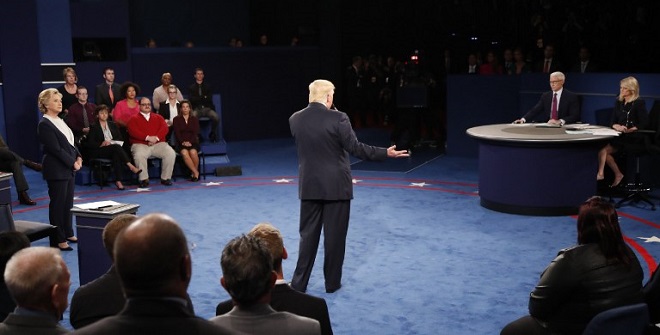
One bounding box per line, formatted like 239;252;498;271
582;303;649;335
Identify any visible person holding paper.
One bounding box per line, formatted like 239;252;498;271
85;105;141;190
513;72;581;125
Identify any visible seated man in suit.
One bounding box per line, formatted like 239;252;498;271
514;71;581;126
0;247;71;334
210;234;321;334
126;97;176;188
216;222;333;335
0;133;42;205
70;213;231;335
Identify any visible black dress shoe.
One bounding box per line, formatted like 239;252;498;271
66;237;78;244
160;179;173;186
57;243;73;251
18;191;36;206
23;160;43;172
139;180;149;188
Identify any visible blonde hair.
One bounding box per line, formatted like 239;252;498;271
62;67;77;81
248;222;284;262
618;76;640;101
37;88;62;114
308;79;334;104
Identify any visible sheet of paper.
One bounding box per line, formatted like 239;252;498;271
74;200;121;210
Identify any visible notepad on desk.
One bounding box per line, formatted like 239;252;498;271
534;123;562;128
74;200;122;210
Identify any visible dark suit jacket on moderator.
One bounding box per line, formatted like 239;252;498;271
70;298;230;335
522;89;581;124
216;282;333;335
289;102;387;200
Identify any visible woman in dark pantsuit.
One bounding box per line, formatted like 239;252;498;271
37;88;83;251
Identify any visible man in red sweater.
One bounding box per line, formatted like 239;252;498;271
127;97;176;187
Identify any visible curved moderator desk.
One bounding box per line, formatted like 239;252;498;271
467;124;615;216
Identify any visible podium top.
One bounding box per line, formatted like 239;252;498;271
71;202;140;217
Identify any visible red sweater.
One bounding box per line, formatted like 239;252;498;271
126;112;169;145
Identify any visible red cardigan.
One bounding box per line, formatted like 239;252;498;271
126;112;169;145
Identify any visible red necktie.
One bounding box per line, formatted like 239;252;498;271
551;93;558;120
108;85;114;104
544;60;550;73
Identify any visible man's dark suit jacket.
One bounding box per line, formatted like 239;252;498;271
289;102;387;201
188;82;215;111
69;266;196;330
69;266;126;329
0;312;69;334
70;298;230;335
522;89;581;124
216;283;333;335
37;118;80;181
95;82;121;110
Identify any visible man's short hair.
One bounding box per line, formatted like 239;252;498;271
221;235;273;306
248;223;284;270
308;79;334;104
102;214;138;259
4;247;65;307
114;213;189;294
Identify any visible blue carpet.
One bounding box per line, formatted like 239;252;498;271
9;130;660;334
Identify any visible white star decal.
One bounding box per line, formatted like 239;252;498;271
203;182;223;186
73;196;83;200
410;182;430;187
638;236;660;243
133;187;151;192
274;179;293;183
352;179;362;184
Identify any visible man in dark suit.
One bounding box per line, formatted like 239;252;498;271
0;133;41;205
288;79;409;294
94;67;121;111
514;72;581;125
0;247;71;334
535;44;564;73
216;222;334;335
70;213;231;335
189;67;220;142
210;234;321;334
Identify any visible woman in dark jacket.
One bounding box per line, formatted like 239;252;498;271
501;196;644;335
85;105;141;190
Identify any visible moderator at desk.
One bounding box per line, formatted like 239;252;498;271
467;123;616;216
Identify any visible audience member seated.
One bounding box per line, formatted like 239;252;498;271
66;85;96;149
466;53;479;74
56;66;79;115
479;50;503;75
569;46;599;74
0;133;41;205
0;231;30;322
111;82;141;130
172;100;201;181
513;47;531;75
216;222;333;335
500;196;644;335
210;234;321;334
70;213;232;335
152;73;183;111
95;67;121;112
597;76;648;187
535;44;563;73
0;247;71;334
502;48;514;75
513;72;580;125
126;98;176;188
157;84;180;142
189;67;221;142
84;105;142;190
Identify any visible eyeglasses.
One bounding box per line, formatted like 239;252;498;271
549;80;562;84
140;103;151;106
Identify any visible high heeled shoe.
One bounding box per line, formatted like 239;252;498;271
115;181;125;191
